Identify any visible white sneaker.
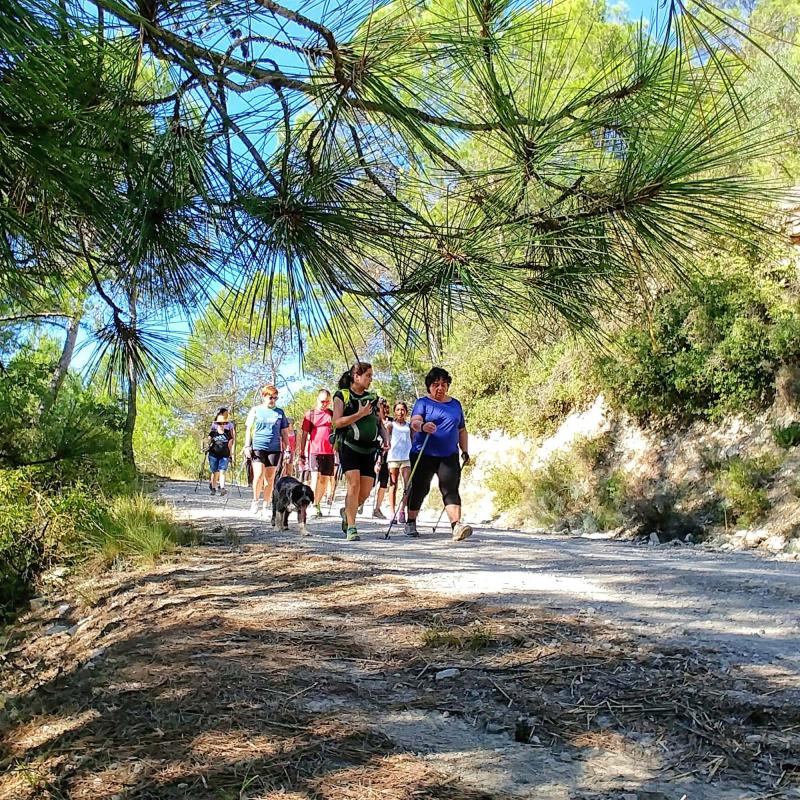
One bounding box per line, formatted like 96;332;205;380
249;500;260;515
261;507;272;524
452;521;473;541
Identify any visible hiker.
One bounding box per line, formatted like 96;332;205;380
299;389;336;517
405;367;473;541
332;362;387;541
207;413;233;496
215;407;236;455
387;401;412;523
372;398;391;519
243;385;291;518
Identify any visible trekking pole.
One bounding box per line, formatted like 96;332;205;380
193;450;207;493
431;505;447;534
385;433;430;539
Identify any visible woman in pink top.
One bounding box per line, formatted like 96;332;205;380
299;389;335;516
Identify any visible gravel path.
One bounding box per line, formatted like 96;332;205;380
161;479;800;678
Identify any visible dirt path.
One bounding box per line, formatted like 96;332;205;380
1;480;798;800
166;480;800;677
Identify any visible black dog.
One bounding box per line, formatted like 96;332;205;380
271;476;314;535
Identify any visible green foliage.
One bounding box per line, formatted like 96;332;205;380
421;623;494;651
772;421;800;449
486;434;629;530
81;495;197;567
0;341;125;468
443;325;597;437
596;257;800;424
714;455;780;526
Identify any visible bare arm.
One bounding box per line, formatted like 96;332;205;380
299;428;308;457
459;426;469;457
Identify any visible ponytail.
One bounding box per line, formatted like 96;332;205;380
338;361;372;390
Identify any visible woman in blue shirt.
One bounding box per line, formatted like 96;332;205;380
405;367;473;541
243;384;291;519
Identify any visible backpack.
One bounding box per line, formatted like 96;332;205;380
329;389;379;453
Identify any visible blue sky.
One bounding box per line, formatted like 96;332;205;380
70;0;662;389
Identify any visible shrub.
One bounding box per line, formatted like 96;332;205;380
487;433;630;531
772;422;800;449
81;494;197;566
714;455;780;527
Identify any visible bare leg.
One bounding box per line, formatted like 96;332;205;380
344;470;361;526
359;476;375;508
252;461;265;502
374;486;386;513
388;468;400;514
261;466;278;505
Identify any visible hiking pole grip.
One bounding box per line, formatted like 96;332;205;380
385;432;430;538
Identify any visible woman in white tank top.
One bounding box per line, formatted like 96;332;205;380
387;401;412;523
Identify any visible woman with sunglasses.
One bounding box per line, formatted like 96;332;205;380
243;384;291;519
299;389;335;516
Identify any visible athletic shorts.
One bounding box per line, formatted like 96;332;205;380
208;454;230;472
251;449;281;467
309;453;335;476
340;445;377;479
377;455;389;489
388;460;410;470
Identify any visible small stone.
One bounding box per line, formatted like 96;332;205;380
485;722;505;734
529;734;541;745
435;668;460;681
685;533;695;544
29;597;47;612
56;603;71;616
45;623;70;636
177;783;189;790
557;751;573;762
649;532;660;545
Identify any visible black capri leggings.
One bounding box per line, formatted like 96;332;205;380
407;452;461;511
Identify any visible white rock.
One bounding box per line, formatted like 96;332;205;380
649;532;660;545
45;624;70;636
435;668;460;681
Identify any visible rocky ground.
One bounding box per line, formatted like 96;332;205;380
1;480;799;800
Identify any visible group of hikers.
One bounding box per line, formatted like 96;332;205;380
204;363;473;543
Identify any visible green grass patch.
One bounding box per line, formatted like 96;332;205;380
421;623;495;650
714;455;780;527
772;422;800;449
82;494;198;567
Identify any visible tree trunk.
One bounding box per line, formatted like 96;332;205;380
121;291;138;470
40;312;82;417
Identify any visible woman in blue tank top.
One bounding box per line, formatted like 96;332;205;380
405;367;473;542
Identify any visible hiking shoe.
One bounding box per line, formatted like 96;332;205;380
209;484;216;495
249;500;260;515
314;503;322;518
220;488;227;497
398;510;406;524
404;520;419;538
452;522;473;541
346;526;360;542
372;508;386;520
340;507;348;533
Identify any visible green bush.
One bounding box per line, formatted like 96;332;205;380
487;434;630;531
772;422;800;449
596;258;799;424
714;455;780;527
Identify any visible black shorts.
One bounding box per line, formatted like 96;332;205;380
377;453;389;489
340;444;377;479
252;450;281;467
309;453;335;476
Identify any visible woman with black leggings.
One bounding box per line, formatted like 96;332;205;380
405;367;473;541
